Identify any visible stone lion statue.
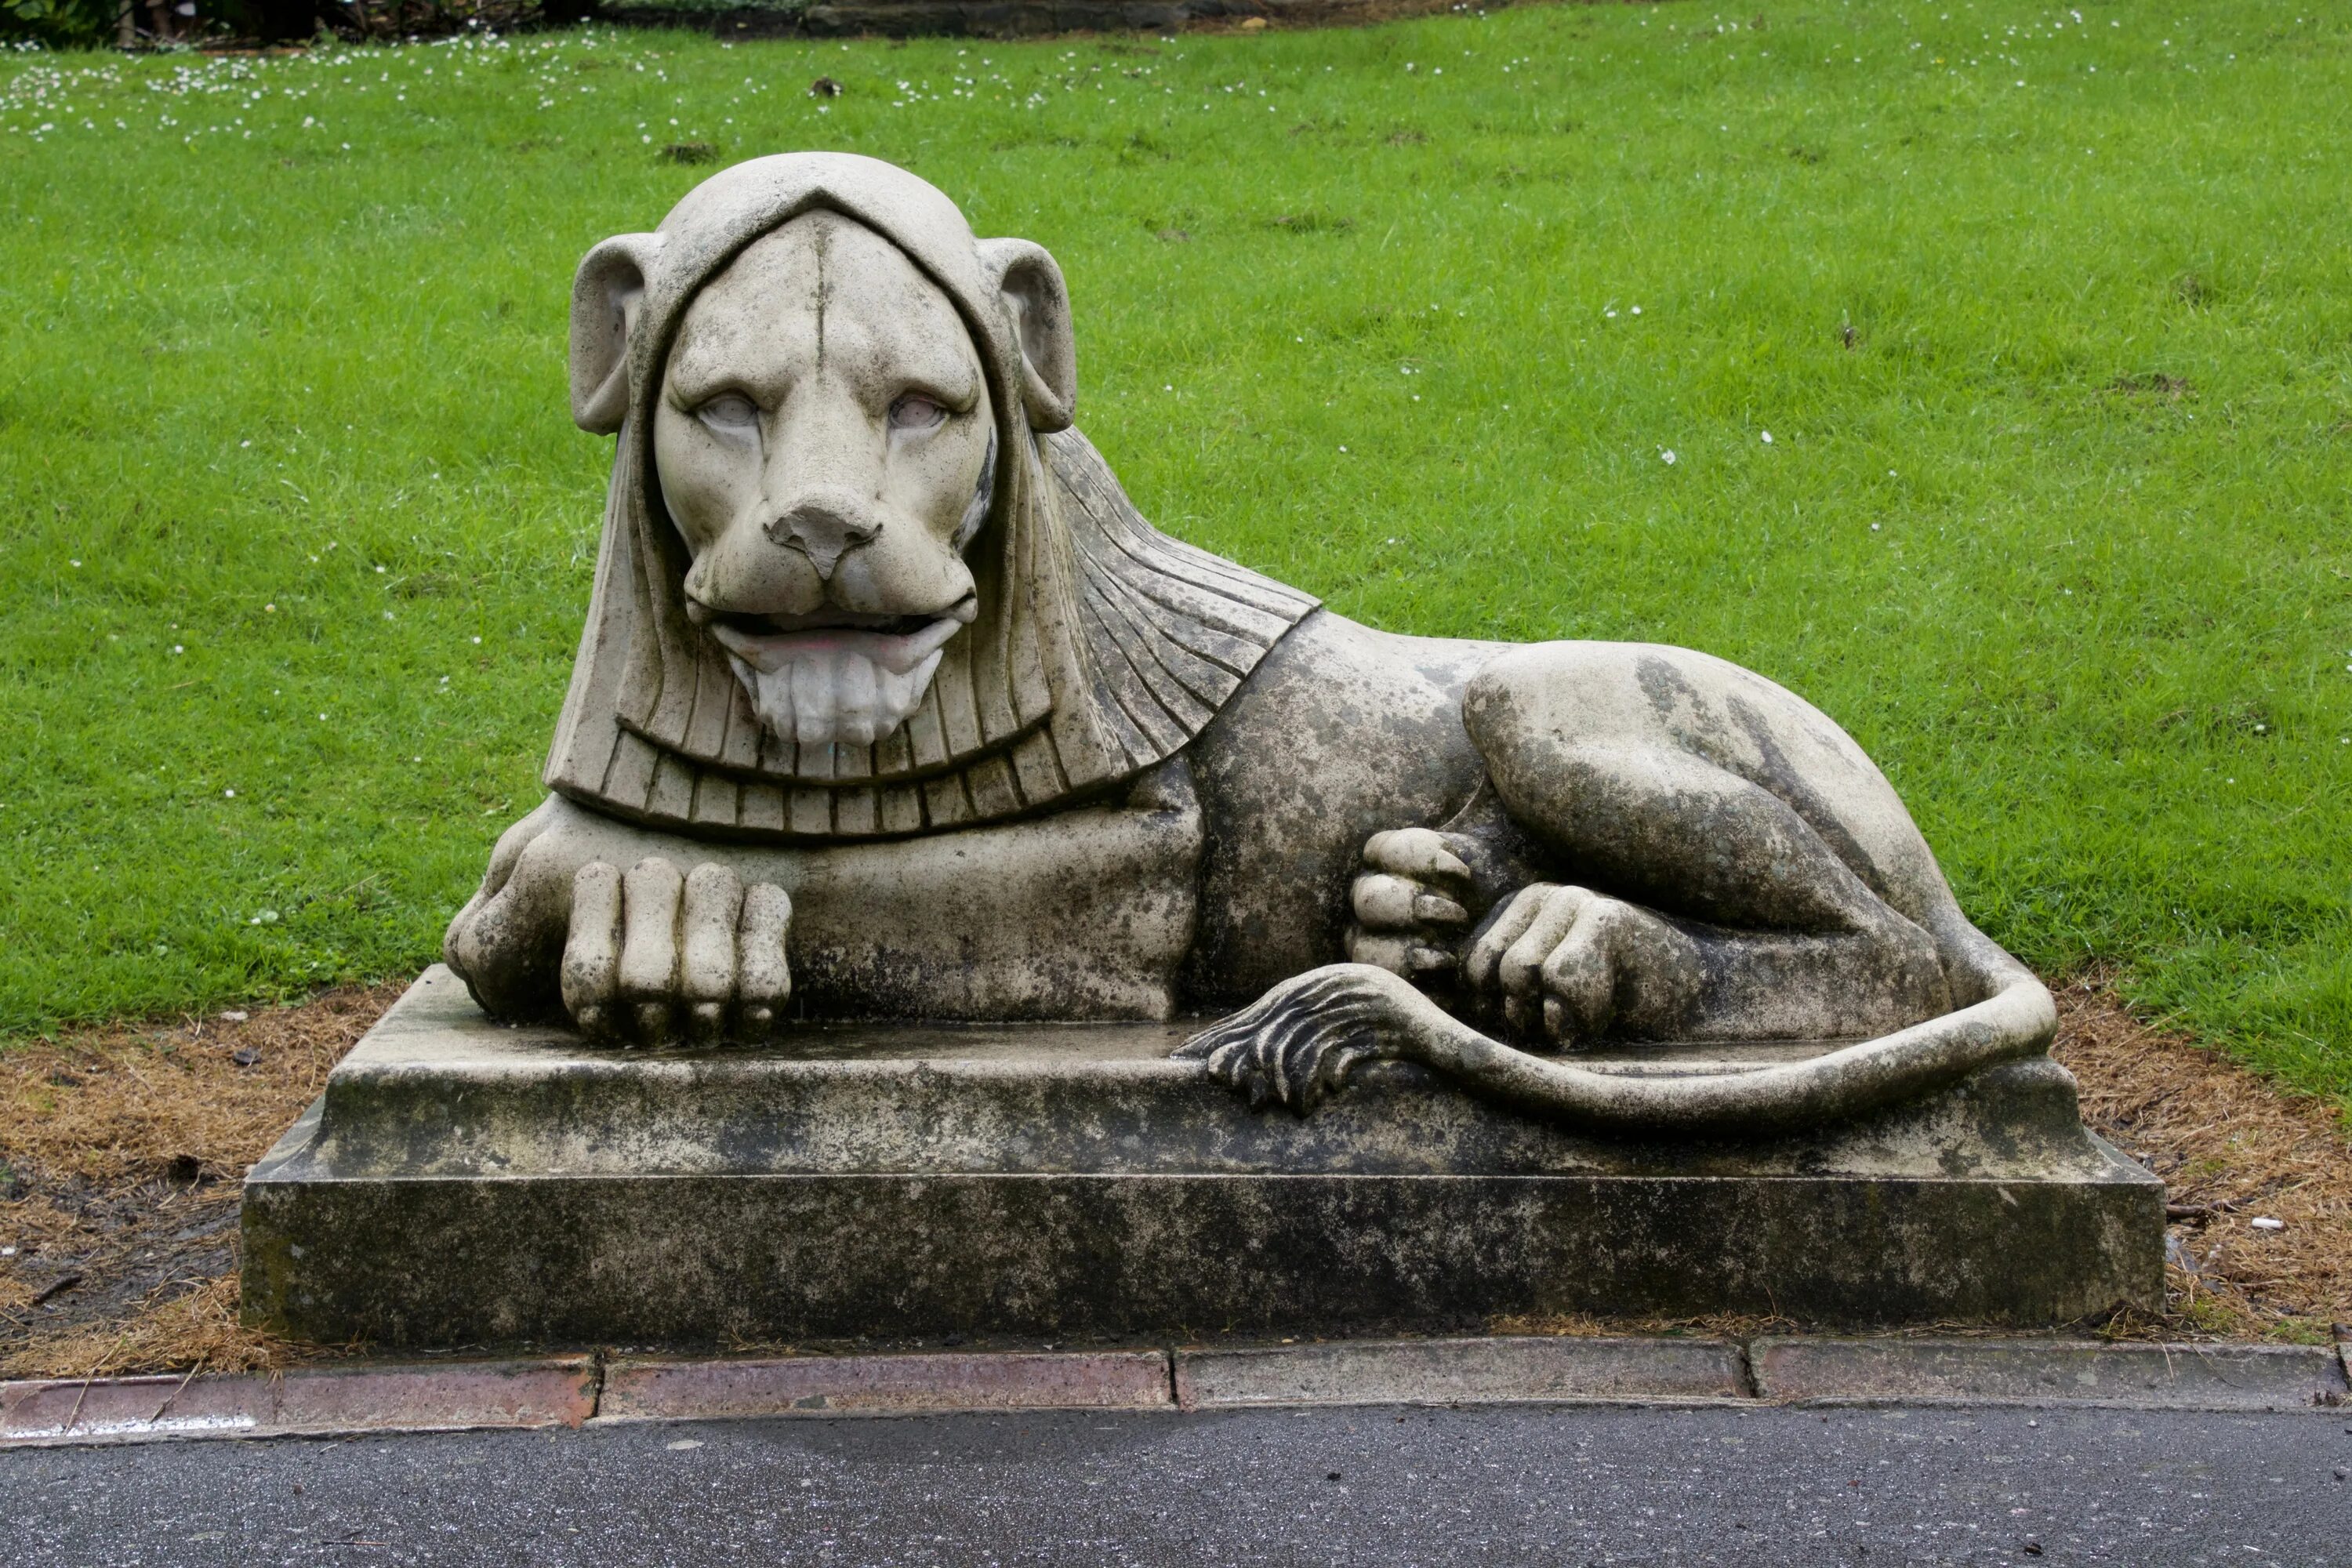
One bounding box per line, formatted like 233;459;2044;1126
444;152;2054;1129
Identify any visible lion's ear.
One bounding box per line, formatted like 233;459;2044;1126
568;233;663;434
976;238;1076;433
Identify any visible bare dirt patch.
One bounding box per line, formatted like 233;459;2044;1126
5;975;2346;1376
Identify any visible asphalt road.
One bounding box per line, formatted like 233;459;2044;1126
5;1403;2349;1567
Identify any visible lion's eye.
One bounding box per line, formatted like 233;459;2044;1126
695;393;760;436
888;393;949;433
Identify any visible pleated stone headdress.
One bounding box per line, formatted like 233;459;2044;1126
543;153;1316;840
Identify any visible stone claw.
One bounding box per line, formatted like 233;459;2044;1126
559;856;793;1047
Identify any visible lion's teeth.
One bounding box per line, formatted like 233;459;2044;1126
728;631;952;752
790;655;836;743
909;647;946;698
873;665;906;717
837;653;879;717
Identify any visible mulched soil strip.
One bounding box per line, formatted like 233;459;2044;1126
4;975;2347;1379
1;987;399;1379
2053;974;2352;1343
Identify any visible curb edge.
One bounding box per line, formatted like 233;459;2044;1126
5;1338;2346;1446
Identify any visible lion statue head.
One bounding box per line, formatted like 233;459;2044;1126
547;153;1314;841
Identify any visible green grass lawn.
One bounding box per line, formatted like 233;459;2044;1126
3;0;2348;1105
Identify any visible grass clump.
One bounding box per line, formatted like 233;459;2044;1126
1;2;2349;1106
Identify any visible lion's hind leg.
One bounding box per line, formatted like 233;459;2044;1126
1457;642;1961;1044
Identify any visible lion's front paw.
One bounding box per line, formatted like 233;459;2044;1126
1462;884;1700;1050
1343;828;1474;987
561;858;793;1046
1174;964;1413;1114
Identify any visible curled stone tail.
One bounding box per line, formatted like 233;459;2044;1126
1172;964;1421;1114
1178;955;2056;1132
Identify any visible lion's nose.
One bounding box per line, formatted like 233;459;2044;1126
764;495;881;583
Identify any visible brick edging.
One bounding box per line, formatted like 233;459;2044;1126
5;1338;2344;1446
0;1357;597;1446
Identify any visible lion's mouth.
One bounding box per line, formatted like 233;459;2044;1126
702;597;976;748
704;605;947;639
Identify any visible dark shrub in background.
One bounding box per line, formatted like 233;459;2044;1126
5;0;145;47
4;0;550;46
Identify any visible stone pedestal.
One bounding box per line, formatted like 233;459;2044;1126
241;968;2162;1348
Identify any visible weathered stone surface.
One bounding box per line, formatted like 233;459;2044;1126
1173;1337;1748;1410
241;969;2161;1348
601;1350;1171;1420
0;1358;595;1446
1752;1338;2350;1411
432;150;2067;1138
